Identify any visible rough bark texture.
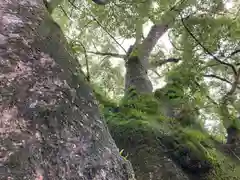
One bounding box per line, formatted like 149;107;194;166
0;1;135;179
124;55;153;96
124;24;168;96
124;0;194;96
139;24;169;70
226;126;240;157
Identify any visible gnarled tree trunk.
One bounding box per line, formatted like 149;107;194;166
0;0;134;179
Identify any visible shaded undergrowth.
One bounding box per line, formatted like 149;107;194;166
94;90;240;180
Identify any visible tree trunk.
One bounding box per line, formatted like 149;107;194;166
0;1;135;179
220;68;240;152
124;0;195;97
124;55;153;96
226;126;240;145
124;24;169;96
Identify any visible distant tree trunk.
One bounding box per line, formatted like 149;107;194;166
226;126;240;144
124;53;153;96
0;1;135;179
124;24;168;96
124;0;193;97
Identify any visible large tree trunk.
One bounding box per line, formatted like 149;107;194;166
0;1;135;179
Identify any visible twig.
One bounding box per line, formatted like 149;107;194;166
89;15;127;53
67;0;127;53
60;5;70;19
151;69;162;78
204;74;240;89
229;49;240;58
220;68;240;126
203;74;232;85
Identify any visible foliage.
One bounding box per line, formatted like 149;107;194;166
51;0;240;178
98;93;240;179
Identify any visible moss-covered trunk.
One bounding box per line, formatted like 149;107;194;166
0;0;134;179
96;92;240;180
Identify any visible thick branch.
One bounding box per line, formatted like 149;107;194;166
139;24;169;67
86;50;181;68
223;68;240;101
137;0;193;68
220;68;240;128
229;49;240;57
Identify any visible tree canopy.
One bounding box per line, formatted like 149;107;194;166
1;0;240;179
52;0;239;139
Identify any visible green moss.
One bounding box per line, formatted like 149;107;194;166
95;90;240;180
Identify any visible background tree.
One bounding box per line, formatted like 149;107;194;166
53;0;240;141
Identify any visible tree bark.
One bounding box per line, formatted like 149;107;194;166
124;55;153;96
0;1;135;179
124;24;168;96
124;0;194;96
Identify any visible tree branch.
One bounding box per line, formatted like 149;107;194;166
79;42;90;82
220;68;240;128
139;24;169;67
204;74;240;90
67;0;127;53
60;5;70;19
229;49;240;57
86;51;125;58
89;15;127;53
180;14;238;76
86;50;181;68
150;58;181;67
136;0;189;68
151;69;162;78
224;68;240;100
